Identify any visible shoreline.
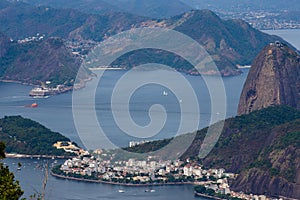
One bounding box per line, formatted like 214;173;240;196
51;171;195;187
1;76;93;98
5;153;73;159
194;192;223;200
0;79;37;87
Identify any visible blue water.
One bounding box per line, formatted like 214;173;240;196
2;28;299;200
5;158;198;200
1;69;248;199
0;69;249;149
264;29;300;50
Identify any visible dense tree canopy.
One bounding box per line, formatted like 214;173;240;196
0;142;24;200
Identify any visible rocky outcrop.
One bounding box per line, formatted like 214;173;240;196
231;168;296;198
231;140;300;199
238;42;300;115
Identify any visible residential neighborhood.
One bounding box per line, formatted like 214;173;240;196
52;148;281;200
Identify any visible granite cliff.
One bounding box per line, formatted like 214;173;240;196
238;42;300;115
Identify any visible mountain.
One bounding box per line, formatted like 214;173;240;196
238;42;300;115
0;1;147;40
0;32;90;86
0;1;290;77
113;10;287;76
19;0;120;15
20;0;192;18
102;0;192;18
231;122;300;198
127;106;300;198
0;116;71;156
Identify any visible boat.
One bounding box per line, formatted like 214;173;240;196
17;167;21;171
29;87;51;97
145;189;155;193
31;103;38;108
24;102;38;108
163;90;168;96
118;189;125;193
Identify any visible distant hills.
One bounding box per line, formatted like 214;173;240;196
112;10;287;75
0;1;146;40
19;0;119;15
181;0;300;12
0;32;90;86
0;0;292;82
17;0;192;18
0;116;71;156
102;0;192;18
128;106;300;198
20;0;300;17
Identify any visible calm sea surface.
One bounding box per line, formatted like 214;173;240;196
2;29;299;199
1;69;248;200
1;69;248;199
264;29;300;50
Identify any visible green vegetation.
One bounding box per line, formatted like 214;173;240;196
0;116;72;156
0;142;24;200
0;2;287;77
124;138;171;154
129;105;300;169
0;35;87;87
194;185;242;200
249;129;300;182
128;105;300;197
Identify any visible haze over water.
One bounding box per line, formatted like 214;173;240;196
1;68;248;199
2;29;300;199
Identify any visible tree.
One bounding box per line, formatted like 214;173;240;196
0;142;24;200
194;185;206;193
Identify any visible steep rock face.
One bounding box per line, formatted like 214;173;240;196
238;43;300;115
231;128;300;199
231;169;296;198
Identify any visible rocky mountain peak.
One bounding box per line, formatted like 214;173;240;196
238;42;300;115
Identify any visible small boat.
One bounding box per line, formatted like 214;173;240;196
145;189;155;193
163;91;168;96
118;189;125;193
17;167;21;171
25;103;38;108
31;103;38;108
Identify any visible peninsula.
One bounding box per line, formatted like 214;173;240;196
0;116;83;157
